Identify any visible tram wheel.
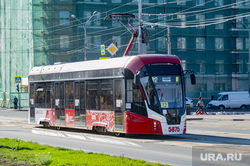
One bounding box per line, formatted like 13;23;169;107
114;132;124;137
43;122;50;128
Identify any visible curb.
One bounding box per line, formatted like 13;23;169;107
187;118;203;121
187;118;250;121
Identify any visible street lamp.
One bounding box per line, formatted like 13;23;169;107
71;11;98;61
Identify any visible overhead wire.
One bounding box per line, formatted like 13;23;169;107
30;0;250;53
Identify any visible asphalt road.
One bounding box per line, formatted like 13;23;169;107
0;109;250;166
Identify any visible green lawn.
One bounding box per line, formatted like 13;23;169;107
0;138;166;166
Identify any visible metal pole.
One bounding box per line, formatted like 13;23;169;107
248;30;250;95
138;0;147;55
167;25;171;55
84;26;87;61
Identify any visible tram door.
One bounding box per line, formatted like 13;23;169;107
55;82;65;125
115;79;124;130
55;83;60;125
74;81;86;127
29;84;35;123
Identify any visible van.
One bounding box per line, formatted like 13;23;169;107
207;91;250;110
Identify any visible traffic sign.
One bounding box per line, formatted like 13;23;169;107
107;43;118;56
14;76;22;84
100;45;105;55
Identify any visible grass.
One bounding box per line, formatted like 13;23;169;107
0;138;166;166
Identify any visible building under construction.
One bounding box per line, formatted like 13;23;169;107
0;0;249;107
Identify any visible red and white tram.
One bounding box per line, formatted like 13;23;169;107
28;54;195;135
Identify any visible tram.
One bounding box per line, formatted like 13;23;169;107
28;54;195;135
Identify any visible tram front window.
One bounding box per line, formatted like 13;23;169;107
153;76;183;109
141;75;183;111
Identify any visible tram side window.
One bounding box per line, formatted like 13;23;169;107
100;80;113;110
65;82;74;109
140;77;161;114
45;83;54;108
29;84;35;106
35;83;45;108
132;85;147;117
86;81;99;110
80;82;85;110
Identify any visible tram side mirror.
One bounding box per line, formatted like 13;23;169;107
190;73;196;85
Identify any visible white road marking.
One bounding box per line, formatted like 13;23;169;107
31;128;140;147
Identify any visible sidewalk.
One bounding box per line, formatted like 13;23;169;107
187;114;250;121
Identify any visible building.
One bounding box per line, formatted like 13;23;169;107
0;0;249;107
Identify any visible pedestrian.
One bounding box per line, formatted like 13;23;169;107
196;97;208;115
211;93;214;100
14;96;18;109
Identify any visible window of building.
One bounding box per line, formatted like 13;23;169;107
157;0;165;4
177;0;186;5
247;16;250;27
216;60;224;74
215;15;224;29
60;35;69;49
196;14;205;29
181;60;186;70
112;36;121;48
197;60;205;73
93;13;101;26
177;14;186;27
196;0;205;6
59;11;69;26
158;37;165;51
196;37;205;50
94;36;101;49
215;38;224;50
195;84;207;92
237;60;243;73
112;13;121;27
112;0;121;3
177;37;186;50
236;18;243;29
132;13;138;27
236;37;243;50
158;15;166;28
246;38;249;50
84;11;91;26
214;0;223;6
214;83;225;91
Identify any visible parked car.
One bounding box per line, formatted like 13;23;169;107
185;97;194;108
207;91;250;110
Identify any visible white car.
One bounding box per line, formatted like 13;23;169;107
185;97;194;108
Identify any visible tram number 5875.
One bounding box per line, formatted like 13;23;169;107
168;126;180;132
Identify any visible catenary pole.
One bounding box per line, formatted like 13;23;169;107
138;0;147;55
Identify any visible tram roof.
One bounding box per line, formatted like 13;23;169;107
29;54;180;76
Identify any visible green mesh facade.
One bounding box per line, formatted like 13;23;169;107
0;0;33;108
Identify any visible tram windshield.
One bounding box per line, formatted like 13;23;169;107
140;75;183;110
